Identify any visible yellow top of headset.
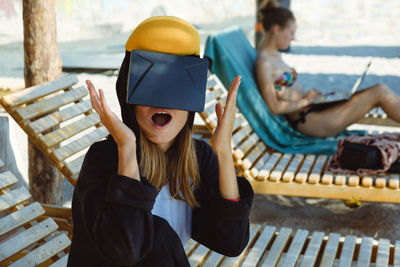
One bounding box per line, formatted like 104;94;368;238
125;16;200;56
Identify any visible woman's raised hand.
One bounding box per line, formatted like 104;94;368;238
86;80;140;179
210;76;241;154
87;80;136;149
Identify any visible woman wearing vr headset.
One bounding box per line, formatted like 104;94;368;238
67;17;253;267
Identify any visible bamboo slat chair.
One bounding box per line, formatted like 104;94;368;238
0;158;71;266
195;75;400;203
0;75;109;186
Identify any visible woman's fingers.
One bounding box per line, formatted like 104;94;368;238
99;89;112;118
215;75;241;130
225;76;241;112
86;80;103;113
215;102;223;121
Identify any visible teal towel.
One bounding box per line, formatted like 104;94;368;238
204;27;363;155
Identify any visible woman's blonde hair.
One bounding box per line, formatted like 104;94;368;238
259;0;295;32
139;120;200;208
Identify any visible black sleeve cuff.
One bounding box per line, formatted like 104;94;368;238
207;177;254;219
106;174;159;211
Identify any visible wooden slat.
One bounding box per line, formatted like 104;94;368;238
63;154;86;185
232;125;252;152
218;224;261;267
241;226;275;267
238;133;260;158
41;204;72;220
338;235;357;267
308;155;327;184
282;154;304;182
200;250;224;267
375;238;390;267
361;176;373;188
219;93;227;104
320;233;341;267
334;174;347;186
53;126;108;161
388;174;399;190
241;142;266;171
0;159;4;170
321;170;334;185
375;175;387;188
40;112;100;148
28;99;92;135
200;111;217;129
295;154;315;183
15;86;87;121
205;89;218;104
184;239;198;256
357;237;373;266
257;152;281;181
0;202;45;236
262;227;292;266
49;253;69;267
394;240;400;267
1;75;78;108
269;154;292;182
9;234;71;267
250;151;270;178
188;244;210;267
203;99;218;121
299;231;324;267
0;171;18;190
206;75;218;88
0;187;31;213
213;86;226;99
348;175;360;187
0;218;58;262
234;114;248;129
278;229;308;267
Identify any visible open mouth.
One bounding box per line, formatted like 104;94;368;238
151;112;172;127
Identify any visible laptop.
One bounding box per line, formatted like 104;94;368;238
312;59;371;105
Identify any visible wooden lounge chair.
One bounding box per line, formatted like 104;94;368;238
0;75;109;186
0;158;71;266
185;223;400;266
195;75;400;203
2;73;399;203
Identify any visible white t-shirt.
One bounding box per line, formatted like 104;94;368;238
151;184;192;246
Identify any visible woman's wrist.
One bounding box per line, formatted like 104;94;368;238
213;144;232;158
117;146;140;181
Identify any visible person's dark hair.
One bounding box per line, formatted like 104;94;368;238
259;0;295;32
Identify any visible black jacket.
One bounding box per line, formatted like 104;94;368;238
67;137;254;267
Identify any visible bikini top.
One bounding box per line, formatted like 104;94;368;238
274;68;297;90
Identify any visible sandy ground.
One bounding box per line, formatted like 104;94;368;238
0;0;400;243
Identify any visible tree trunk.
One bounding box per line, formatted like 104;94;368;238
23;0;63;204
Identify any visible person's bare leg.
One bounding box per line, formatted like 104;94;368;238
297;84;400;137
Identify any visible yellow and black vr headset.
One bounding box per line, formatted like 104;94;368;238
125;16;208;112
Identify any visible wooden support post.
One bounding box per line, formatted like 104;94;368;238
22;0;63;204
0;114;24;184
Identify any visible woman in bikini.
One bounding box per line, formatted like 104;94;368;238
256;0;400;138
